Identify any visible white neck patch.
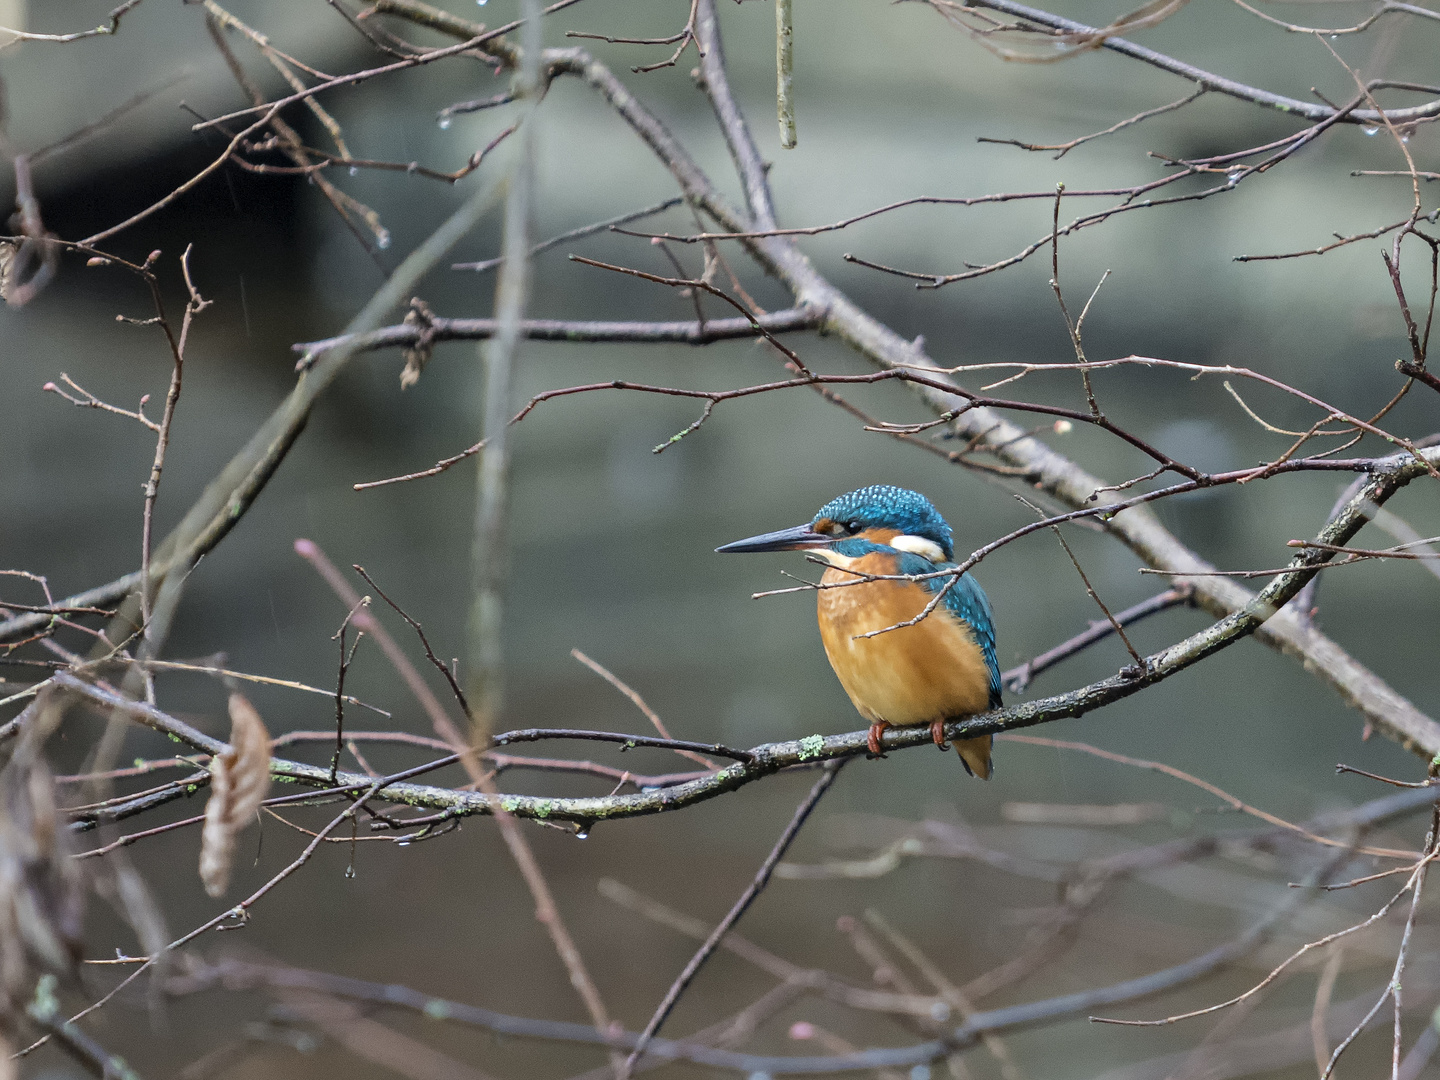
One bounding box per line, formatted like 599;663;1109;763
810;547;860;570
890;534;947;563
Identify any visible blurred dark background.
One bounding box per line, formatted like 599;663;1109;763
2;0;1439;1077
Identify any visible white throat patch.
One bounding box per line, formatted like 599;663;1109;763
889;534;947;563
810;547;860;570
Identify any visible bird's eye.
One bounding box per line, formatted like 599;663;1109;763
846;520;862;534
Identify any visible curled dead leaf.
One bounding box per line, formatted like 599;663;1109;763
198;694;272;899
0;705;84;1014
0;241;16;304
399;297;436;389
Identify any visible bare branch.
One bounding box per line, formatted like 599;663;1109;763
955;0;1440;127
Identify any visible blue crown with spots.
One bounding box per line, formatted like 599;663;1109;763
813;485;954;560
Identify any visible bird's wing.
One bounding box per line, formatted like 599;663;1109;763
902;554;1002;709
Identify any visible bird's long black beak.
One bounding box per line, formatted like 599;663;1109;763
716;523;831;554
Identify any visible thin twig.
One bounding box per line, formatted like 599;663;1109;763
1020;495;1145;668
1002;586;1192;692
570;649;716;769
452;196;684;271
621;759;847;1076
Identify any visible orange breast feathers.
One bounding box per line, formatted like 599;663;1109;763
816;550;994;776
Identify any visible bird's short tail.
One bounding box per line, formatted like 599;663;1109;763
955;734;993;780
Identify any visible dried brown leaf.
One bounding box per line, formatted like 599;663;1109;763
0;706;84;1012
0;241;16;303
199;693;272;898
399;297;436;389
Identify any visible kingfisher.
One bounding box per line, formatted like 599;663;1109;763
717;485;1001;778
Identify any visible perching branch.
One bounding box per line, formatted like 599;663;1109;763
37;445;1437;830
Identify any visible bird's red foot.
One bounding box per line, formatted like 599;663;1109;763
930;719;950;751
867;721;891;757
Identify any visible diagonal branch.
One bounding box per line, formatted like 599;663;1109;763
955;0;1440;127
682;1;1440;758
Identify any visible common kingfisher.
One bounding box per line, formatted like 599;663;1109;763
718;485;1001;778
